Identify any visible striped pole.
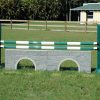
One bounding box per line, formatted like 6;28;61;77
0;40;97;45
0;45;98;50
96;24;100;73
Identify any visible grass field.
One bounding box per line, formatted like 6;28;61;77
0;23;100;100
0;70;100;100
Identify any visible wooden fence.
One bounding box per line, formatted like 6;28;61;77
0;19;96;33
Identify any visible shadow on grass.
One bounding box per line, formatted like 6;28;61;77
91;68;96;72
60;67;96;73
60;67;78;71
0;64;96;73
17;65;35;70
0;63;5;69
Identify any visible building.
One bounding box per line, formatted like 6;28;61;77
70;3;100;24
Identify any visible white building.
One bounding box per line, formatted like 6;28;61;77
70;3;100;24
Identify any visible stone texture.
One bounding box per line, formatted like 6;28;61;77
5;49;91;73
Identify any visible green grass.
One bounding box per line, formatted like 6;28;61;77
2;28;96;41
0;22;100;100
0;70;100;100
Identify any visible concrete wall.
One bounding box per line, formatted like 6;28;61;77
5;49;91;73
80;11;87;23
80;11;100;24
93;11;100;23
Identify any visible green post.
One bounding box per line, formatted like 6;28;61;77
0;22;1;66
96;24;100;73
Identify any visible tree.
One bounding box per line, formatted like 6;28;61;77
0;0;99;20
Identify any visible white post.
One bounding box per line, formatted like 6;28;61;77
80;11;87;24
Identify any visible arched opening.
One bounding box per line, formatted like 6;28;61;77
17;58;35;70
59;59;79;71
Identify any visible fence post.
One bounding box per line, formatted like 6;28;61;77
46;20;47;30
11;19;12;29
0;23;1;66
85;21;87;33
96;24;100;73
65;21;67;31
28;20;30;30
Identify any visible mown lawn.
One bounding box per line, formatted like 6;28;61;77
0;70;100;100
0;24;100;100
1;28;96;41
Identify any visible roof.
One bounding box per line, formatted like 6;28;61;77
71;3;100;11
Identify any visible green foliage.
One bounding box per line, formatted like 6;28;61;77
0;0;97;20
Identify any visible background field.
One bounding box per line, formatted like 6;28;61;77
0;22;100;100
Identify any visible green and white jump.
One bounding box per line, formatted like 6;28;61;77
1;24;100;73
0;40;98;73
0;41;98;50
0;45;97;50
0;40;97;45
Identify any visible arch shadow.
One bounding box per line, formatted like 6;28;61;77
15;57;36;70
58;58;80;71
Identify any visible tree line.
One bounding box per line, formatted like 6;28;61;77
0;0;98;20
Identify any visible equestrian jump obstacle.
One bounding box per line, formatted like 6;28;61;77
0;40;98;73
0;24;100;73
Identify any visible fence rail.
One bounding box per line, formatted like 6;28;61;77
1;19;97;33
